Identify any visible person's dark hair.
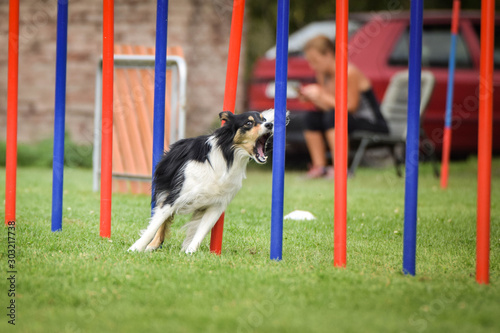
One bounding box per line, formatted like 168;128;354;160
303;35;335;56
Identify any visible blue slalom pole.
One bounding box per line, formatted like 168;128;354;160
270;0;289;261
402;0;423;276
151;0;169;211
444;34;457;130
440;0;461;189
51;0;69;232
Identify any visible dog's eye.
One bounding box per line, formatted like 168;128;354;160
245;120;254;127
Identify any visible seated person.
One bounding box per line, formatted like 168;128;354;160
300;35;389;178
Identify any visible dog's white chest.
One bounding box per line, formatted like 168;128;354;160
175;148;248;213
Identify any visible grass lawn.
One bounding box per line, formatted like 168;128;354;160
1;158;499;332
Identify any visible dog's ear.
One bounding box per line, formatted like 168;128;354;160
219;111;233;123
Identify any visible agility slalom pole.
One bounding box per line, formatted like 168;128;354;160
476;0;494;285
51;1;69;232
270;0;289;261
220;0;245;114
402;0;423;276
100;0;114;238
333;0;349;268
5;0;19;226
440;0;461;189
150;0;169;214
210;0;246;255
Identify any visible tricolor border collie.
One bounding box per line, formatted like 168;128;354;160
129;109;283;253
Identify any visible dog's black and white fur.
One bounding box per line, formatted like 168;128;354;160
129;109;281;253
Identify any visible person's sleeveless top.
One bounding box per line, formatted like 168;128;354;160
352;88;389;133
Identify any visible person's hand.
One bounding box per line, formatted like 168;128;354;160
299;84;323;103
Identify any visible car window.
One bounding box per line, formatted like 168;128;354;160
472;23;500;69
388;24;473;68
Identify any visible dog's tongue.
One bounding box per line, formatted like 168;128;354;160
257;144;265;158
256;142;267;163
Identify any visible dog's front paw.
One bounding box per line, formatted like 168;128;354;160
184;246;198;254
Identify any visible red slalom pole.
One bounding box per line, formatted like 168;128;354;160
440;0;461;189
210;0;246;255
5;0;20;226
476;0;494;285
440;127;452;188
334;0;348;267
221;0;245;113
100;0;114;238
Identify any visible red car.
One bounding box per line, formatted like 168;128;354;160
247;11;500;156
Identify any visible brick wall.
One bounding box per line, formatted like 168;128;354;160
0;0;247;143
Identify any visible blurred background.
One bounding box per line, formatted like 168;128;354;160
0;0;497;168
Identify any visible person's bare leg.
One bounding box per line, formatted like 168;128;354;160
304;130;327;168
325;128;336;164
326;128;350;178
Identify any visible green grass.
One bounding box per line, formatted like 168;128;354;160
1;158;499;333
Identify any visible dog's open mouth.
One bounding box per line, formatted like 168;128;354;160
253;133;272;164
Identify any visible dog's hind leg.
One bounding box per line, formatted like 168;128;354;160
183;206;224;254
128;204;174;252
145;215;174;252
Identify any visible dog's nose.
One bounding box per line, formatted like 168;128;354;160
265;122;273;130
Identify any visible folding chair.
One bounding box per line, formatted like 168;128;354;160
349;70;437;177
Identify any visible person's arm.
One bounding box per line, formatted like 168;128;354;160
301;66;366;112
346;66;362;113
300;84;335;111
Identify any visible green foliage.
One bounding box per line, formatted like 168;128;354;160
1;158;499;332
0;134;93;169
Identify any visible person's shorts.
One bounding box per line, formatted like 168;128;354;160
303;110;388;134
303;111;328;131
